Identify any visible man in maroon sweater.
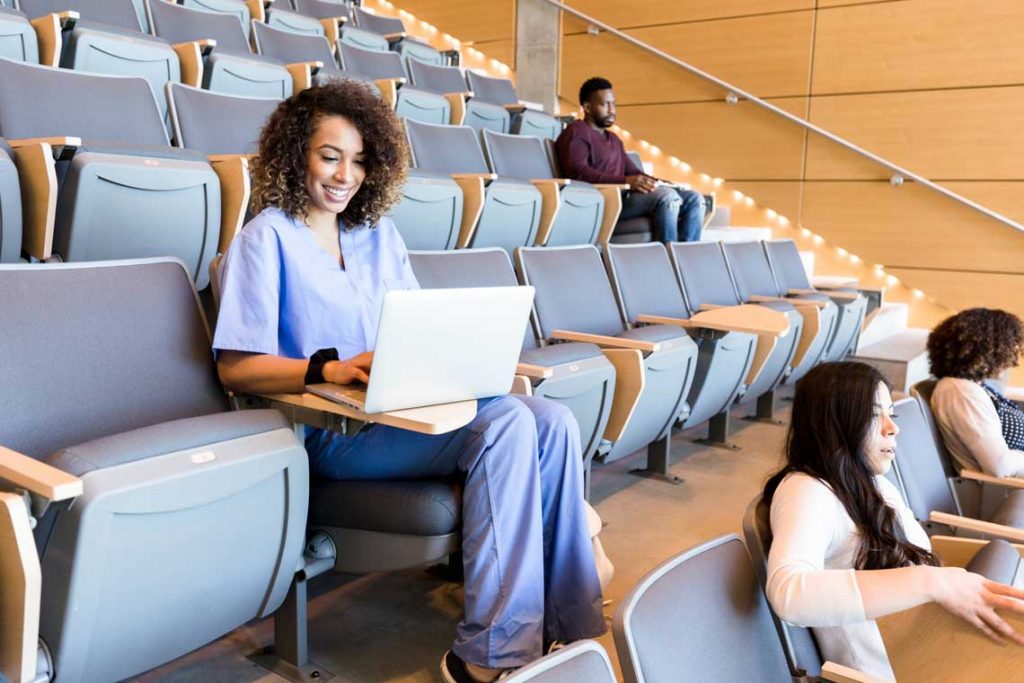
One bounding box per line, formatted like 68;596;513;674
555;77;704;242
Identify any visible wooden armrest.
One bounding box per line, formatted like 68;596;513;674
929;511;1024;543
551;329;660;353
30;10;78;67
593;183;630;190
9;137;80;149
788;286;859;301
595;184;626;247
789;301;822;370
638;305;788;338
749;293;827;309
207;155;252;254
510;375;532;396
0;446;82;502
516;362;553;380
530;180;561;246
696;303;727;311
504;102;527;113
0;492;42;683
532;178;571;186
172;41;212;87
374;78;400;109
319;16;346;50
452;172;497;181
383;31;406;41
821;661;887;683
601;349;645;442
286;61;322;95
931;535;1024;569
244;0;266;22
9;140;80;260
444;92;467;125
445;90;474;100
451;175;485;248
959;469;1024;490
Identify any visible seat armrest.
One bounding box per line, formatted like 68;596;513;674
208;154;253;254
286;61;323;94
601;348;644;442
532;178;571;186
0;446;82;503
450;175;486;247
0;492;42;683
374;78;402;109
383;31;406;42
173;40;216;87
750;293;827;309
510;375;532;396
530;180;561;245
504;102;527;113
789;286;859;301
930;535;1024;569
244;0;266;23
516;362;553;380
319;16;347;51
551;329;660;353
959;469;1024;490
30;10;78;67
9;138;80;260
452;172;497;181
444;92;467;125
929;511;1024;543
594;184;628;247
821;661;888;683
639;305;789;337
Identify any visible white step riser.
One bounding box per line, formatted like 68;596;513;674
857;303;910;351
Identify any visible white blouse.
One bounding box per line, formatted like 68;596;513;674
931;377;1024;478
766;472;930;682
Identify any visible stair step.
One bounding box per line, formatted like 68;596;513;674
850;328;931;393
857;302;910;351
702;226;773;243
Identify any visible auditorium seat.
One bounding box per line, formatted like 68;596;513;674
168;83;278;154
252;20;345;87
764;238;867;361
291;0;352;26
389;172;465;250
717;240;836;382
0;6;37;63
0;258;309;683
517;244;697;478
0;59;223;288
0;139;21;262
337;24;390;52
147;0;300;98
605;242;769;446
352;5;405;42
265;5;331;39
180;0;252;36
466;70;563;140
503;641;616;683
408;60;511;133
409;247;616;496
339;43;451;124
406;118;543;252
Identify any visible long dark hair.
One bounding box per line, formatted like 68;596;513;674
763;362;940;570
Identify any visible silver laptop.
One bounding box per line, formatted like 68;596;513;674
307;286;535;413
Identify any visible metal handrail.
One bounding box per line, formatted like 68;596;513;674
540;0;1024;233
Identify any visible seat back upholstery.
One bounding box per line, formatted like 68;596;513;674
353;5;405;35
338;25;389;52
910;380;958;478
517;245;626;339
253;19;338;70
406;119;489;174
606;243;691;323
890;395;960;521
147;0;250;52
482;129;554;180
0;7;38;62
722;240;783;299
668;242;741;309
625;150;644;171
613;534;795;683
407;59;468;95
466;70;519;106
503;641;616;683
339;41;405;79
292;0;351;22
20;0;143;30
181;0;250;34
168;83;279;154
266;7;327;37
763;239;813;291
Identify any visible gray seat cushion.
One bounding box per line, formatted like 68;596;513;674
755;299;796;313
47;409;289;476
965;539;1021;585
619;324;686;344
989;490;1024;529
521;341;602;366
310;478;462;536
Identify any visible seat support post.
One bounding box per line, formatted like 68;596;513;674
248;573;336;682
695;411;742;451
745;390;785;426
629;434;683;485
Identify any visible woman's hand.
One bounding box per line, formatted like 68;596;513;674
928;566;1024;645
324;351;373;385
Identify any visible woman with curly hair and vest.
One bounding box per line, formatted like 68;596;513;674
927;308;1024;477
210;81;605;682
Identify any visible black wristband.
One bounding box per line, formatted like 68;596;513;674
304;347;339;385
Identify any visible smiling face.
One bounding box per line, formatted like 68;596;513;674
864;381;900;475
304;114;365;224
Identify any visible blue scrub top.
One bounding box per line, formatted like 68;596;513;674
212;206;419;361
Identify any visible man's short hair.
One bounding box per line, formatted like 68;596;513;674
579;77;612;105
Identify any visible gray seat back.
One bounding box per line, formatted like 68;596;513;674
0;139;22;262
20;0;143;30
353;5;404;35
466;70;518;106
890;395;960;521
613;534;795;683
407;59;467;95
265;7;327;37
513;109;563;141
253;18;338;71
147;0;250;52
763;239;813;291
397;37;443;68
338;25;389;52
292;0;351;22
0;7;38;63
606;243;691;322
181;0;250;35
482;129;553;180
406;118;488;174
722;240;783;299
168;83;279;154
741;497;824;677
669;242;742;308
504;641;616;683
910;379;958;478
626;150;643;171
516;245;625;339
339;41;405;79
409;248;538;351
388;171;463;250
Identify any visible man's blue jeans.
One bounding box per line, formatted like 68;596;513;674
618;186;705;242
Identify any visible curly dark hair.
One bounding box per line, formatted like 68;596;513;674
250;79;409;227
927;308;1024;380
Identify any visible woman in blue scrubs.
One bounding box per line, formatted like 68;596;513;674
212;81;605;682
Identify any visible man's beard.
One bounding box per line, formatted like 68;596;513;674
597;115;615;128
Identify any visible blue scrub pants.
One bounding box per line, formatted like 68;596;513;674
306;394;607;668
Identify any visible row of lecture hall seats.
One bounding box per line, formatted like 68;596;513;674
3;253;1014;683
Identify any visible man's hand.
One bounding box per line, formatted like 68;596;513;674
626;174;658;194
324;351;374;385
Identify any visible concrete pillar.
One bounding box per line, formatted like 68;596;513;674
514;0;561;113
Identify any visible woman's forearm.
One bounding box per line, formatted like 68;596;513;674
856;565;937;619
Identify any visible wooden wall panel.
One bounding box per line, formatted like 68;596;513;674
614;98;808;180
804;87;1024;180
385;0;513;44
801;181;1024;273
473;39;513;68
564;0;812;31
728;181;803;222
943;181;1024;225
812;0;1024;94
884;269;1024;321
